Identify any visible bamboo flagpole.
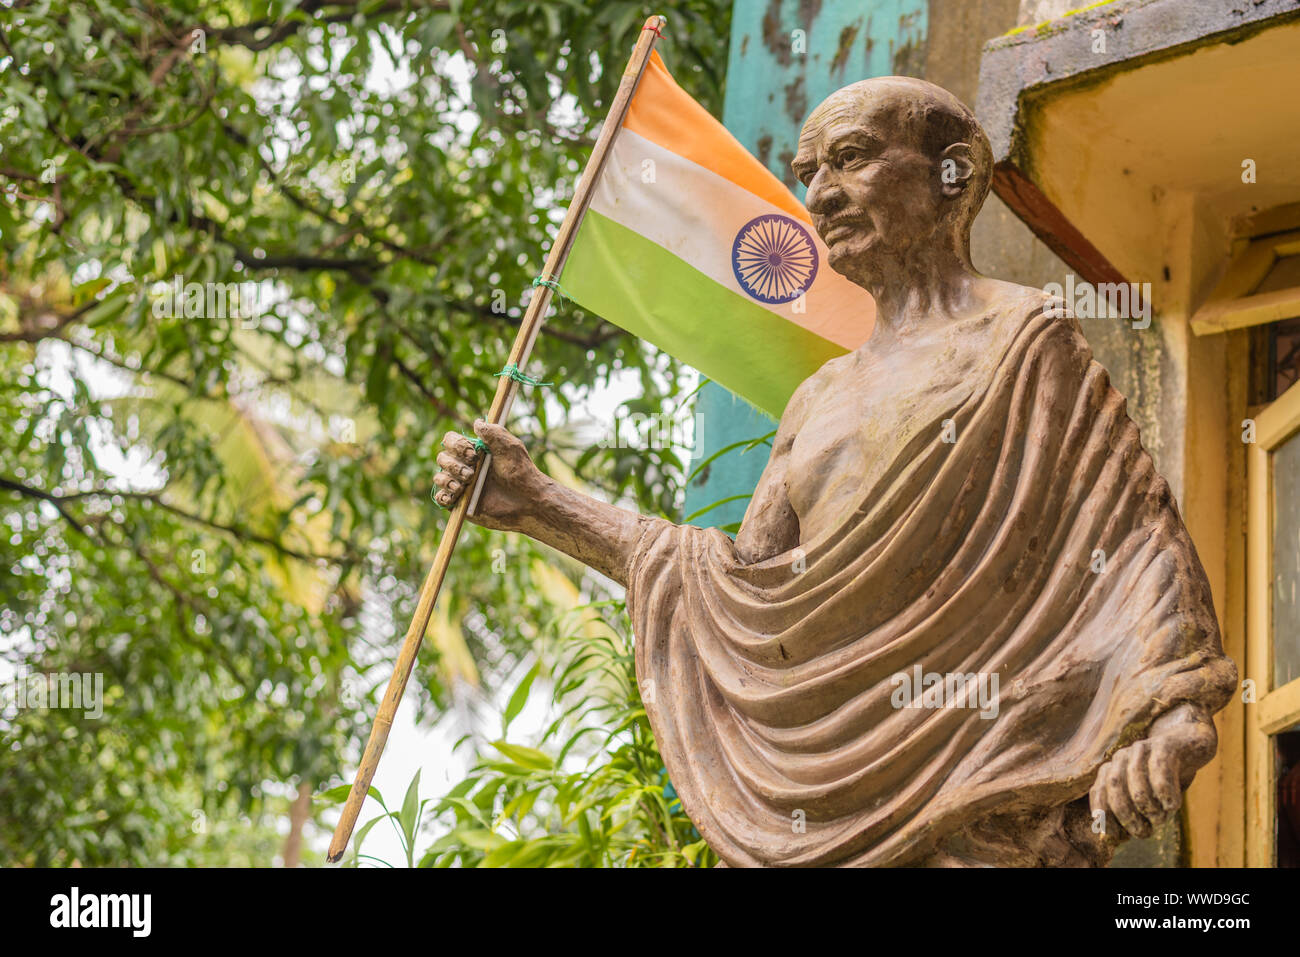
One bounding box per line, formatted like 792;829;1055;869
327;14;668;863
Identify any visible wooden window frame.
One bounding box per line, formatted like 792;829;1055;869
1193;229;1300;337
1245;377;1300;866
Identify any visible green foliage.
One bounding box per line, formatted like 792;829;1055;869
424;601;713;867
324;601;716;868
317;775;431;868
0;0;733;865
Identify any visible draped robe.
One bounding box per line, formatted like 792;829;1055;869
625;295;1237;867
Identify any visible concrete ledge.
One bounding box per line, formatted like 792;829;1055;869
977;0;1300;162
973;0;1300;285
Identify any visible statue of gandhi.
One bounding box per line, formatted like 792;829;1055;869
433;77;1237;867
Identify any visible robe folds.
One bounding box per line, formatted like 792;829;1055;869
625;302;1237;867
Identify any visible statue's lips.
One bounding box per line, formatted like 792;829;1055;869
819;218;870;244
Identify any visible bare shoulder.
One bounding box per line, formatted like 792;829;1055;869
965;277;1075;343
971;277;1095;375
978;277;1056;318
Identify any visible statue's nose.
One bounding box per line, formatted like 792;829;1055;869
805;174;842;215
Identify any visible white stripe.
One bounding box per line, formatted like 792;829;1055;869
589;129;873;350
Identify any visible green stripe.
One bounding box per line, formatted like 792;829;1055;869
562;211;846;418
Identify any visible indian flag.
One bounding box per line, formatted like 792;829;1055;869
562;50;875;418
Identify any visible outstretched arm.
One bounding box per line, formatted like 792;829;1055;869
435;382;809;580
434;421;657;587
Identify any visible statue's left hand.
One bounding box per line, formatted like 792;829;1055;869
1088;702;1217;839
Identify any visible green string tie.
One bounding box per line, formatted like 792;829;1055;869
531;274;573;306
495;362;551;388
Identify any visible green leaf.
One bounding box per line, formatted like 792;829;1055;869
454;828;506;852
502;660;540;734
349;814;385;867
682;839;709;866
315;784;354;804
489;741;554;771
398;770;422;849
683;493;752;523
686;432;776;485
435;795;490;827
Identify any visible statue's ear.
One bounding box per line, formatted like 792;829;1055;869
938;143;976;199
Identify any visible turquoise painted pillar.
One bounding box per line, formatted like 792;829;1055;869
683;0;928;528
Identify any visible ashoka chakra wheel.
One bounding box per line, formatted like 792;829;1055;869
730;213;819;305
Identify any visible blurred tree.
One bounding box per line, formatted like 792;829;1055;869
0;0;729;865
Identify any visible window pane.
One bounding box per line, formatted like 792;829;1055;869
1279;730;1300;868
1274;427;1300;688
1268;316;1300;402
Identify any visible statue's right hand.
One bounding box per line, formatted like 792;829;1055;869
433;420;541;530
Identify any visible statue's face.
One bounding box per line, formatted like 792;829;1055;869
793;90;943;283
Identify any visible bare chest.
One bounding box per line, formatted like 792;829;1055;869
783;336;988;540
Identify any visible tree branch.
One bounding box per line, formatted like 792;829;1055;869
0;475;358;565
204;1;446;52
0;297;98;344
0;476;94;538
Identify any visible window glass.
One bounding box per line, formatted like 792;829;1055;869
1267;316;1300;401
1274;426;1300;688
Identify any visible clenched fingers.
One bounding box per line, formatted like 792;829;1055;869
1124;741;1165;828
1148;740;1183;815
1091;751;1150;838
441;430;482;464
437;449;476;482
434;431;484;508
